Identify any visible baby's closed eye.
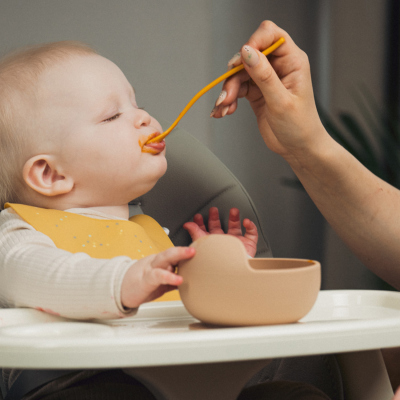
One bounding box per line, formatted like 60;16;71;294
102;113;121;123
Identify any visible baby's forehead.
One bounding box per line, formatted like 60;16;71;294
39;53;103;79
39;53;128;90
33;54;134;120
0;42;116;140
1;52;96;107
1;42;97;86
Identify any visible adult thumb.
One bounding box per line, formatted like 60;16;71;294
241;45;287;107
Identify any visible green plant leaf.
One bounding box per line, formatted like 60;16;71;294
316;91;400;189
316;103;360;156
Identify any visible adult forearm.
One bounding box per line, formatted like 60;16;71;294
288;136;400;287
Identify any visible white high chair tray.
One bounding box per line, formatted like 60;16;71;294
0;290;400;369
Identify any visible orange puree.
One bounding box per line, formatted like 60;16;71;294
139;133;161;154
142;146;159;154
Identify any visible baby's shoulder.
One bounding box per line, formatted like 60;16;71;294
0;207;16;220
0;207;32;229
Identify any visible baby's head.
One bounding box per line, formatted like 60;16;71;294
0;41;166;210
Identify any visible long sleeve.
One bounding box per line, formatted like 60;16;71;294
0;209;137;319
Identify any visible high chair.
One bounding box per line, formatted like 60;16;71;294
0;124;398;400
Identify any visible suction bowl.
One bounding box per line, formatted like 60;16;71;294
178;235;321;326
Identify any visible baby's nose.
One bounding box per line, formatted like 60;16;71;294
134;108;151;128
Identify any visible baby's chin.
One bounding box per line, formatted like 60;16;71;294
136;162;167;198
149;152;168;176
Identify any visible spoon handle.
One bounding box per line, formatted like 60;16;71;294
147;37;285;144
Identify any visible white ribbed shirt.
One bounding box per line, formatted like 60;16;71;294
0;208;139;320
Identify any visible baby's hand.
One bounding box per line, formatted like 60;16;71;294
183;207;258;257
121;247;195;309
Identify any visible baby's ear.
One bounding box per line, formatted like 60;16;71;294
23;155;74;197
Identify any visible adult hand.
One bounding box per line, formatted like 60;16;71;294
212;20;328;163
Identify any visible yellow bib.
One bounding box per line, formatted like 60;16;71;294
5;203;180;301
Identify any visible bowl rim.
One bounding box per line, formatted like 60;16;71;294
246;258;320;273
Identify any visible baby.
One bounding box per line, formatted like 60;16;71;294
0;41;258;398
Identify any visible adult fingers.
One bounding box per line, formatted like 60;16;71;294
211;83;247;118
241;21;311;107
212;20;303;116
240;44;290;110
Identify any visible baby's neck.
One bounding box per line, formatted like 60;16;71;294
21;194;131;220
82;204;130;220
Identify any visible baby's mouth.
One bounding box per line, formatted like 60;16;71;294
139;132;165;154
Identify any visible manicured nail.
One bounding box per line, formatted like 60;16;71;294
242;45;259;67
210;106;217;118
227;52;241;67
221;105;229;117
215;90;227;106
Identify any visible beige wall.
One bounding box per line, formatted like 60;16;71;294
322;0;392;289
0;1;214;144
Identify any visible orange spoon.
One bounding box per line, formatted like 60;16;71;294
146;37;285;145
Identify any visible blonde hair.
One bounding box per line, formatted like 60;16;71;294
0;41;97;208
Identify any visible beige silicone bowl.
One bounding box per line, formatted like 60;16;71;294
178;235;321;326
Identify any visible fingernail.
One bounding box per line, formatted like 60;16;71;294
210;106;217;118
227;52;241;67
215;90;227;106
242;45;259;67
221;105;229;117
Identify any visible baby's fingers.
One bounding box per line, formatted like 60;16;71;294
207;207;224;234
192;213;207;232
151;267;183;287
243;218;258;243
183;221;207;241
152;247;195;271
227;208;243;236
